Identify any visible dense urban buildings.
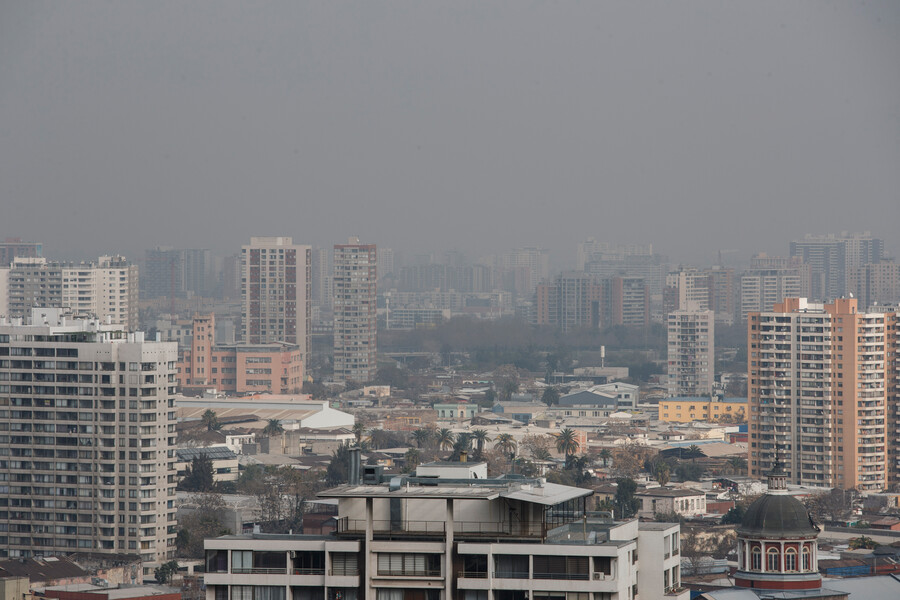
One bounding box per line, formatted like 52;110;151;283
747;297;899;491
241;237;311;361
2;256;138;330
333;238;377;383
790;232;884;301
667;308;715;397
738;255;809;322
0;308;177;573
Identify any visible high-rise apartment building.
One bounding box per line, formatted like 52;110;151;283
5;256;138;330
0;308;177;572
0;238;42;267
501;247;550;295
535;272;602;332
333;238;377;383
667;309;715;397
142;247;214;300
747;298;899;491
310;247;330;310
790;232;884;301
848;261;900;310
739;255;810;321
241;237;311;361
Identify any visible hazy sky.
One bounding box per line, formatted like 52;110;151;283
1;1;898;266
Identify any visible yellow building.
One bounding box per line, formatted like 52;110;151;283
658;396;747;423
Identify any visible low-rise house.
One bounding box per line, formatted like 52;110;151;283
636;487;707;519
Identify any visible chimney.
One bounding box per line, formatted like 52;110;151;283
460;451;467;463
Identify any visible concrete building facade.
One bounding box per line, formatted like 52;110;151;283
333;238;377;383
5;256;138;330
0;308;177;573
241;237;311;361
204;470;688;600
747;298;899;491
667;309;715;398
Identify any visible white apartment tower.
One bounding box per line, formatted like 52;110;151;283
241;237;311;361
667;309;715;397
0;308;177;573
5;257;139;331
333;238;377;383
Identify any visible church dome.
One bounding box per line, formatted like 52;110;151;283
737;493;820;538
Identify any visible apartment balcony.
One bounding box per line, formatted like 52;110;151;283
335;517;546;540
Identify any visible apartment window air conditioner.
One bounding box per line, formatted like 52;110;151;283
593;572;602;580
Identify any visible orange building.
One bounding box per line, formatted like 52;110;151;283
748;298;899;491
177;314;303;395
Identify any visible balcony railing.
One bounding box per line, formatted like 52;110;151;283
335;517;544;538
532;572;589;580
231;568;287;575
292;568;325;576
457;571;488;579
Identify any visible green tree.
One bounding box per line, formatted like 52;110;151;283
686;444;702;462
301;380;328;399
555;428;580;469
155;560;179;584
412;428;434;449
374;364;408;388
598;448;612;468
726;456;747;475
655;462;671;486
721;505;746;525
613;477;641;519
262;419;284;437
495;433;517;457
201;409;220;431
675;462;705;482
471;429;492;458
849;536;877;549
179;455;215;492
176;493;231;558
482;389;497;406
403;448;421;473
437;428;456;451
326;444;352;486
352;422;367;445
450;432;473;460
541;387;560;406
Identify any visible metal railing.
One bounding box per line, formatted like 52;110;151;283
335;517;544;538
292;568;325;575
532;572;589;580
231;568;287;575
457;571;488;579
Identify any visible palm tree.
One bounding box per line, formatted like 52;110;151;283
726;456;747;475
686;444;702;462
472;429;492;455
437;428;455;451
556;428;580;469
495;433;517;457
262;419;283;437
598;448;612;468
201;409;220;431
412;428;433;449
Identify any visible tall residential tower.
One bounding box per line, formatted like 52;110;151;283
0;308;177;573
747;298;899;491
241;237;311;361
333;238;376;383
